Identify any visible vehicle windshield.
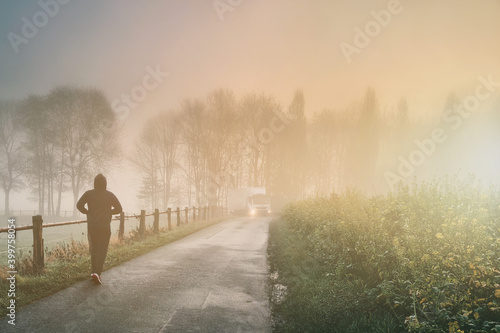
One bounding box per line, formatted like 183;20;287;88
251;195;270;204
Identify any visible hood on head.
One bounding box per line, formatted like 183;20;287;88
94;174;107;190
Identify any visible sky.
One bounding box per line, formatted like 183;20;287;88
1;0;500;211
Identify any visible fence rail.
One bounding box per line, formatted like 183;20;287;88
1;205;225;272
0;210;83;217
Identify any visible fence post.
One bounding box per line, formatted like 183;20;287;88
119;212;125;240
192;206;196;222
153;208;159;233
176;207;180;227
139;210;146;238
32;215;44;271
167;208;172;230
185;207;188;224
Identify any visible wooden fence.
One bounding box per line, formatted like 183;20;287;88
0;210;83;217
0;205;224;271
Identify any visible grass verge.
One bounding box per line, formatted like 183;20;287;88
0;217;227;317
268;179;500;332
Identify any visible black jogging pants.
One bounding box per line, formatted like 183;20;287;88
87;223;111;275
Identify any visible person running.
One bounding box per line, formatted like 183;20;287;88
77;174;122;285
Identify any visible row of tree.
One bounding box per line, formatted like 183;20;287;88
1;85;498;215
131;87;499;210
131;89;307;210
132;87;389;210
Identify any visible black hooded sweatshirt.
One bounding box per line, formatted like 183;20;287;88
77;174;122;226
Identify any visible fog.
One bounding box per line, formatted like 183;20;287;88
1;0;499;214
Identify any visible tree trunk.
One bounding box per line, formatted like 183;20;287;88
72;188;79;217
72;168;82;217
72;169;80;217
56;144;65;217
56;178;62;217
40;172;45;216
4;188;10;216
253;153;259;186
37;173;43;215
164;180;171;209
48;171;53;216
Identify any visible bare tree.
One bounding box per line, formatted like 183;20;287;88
378;97;411;181
155;112;181;208
309;109;337;195
309;108;357;194
20;87;119;216
240;92;282;188
21;86;119;215
49;86;118;216
178;90;240;207
20;94;56;215
179;98;208;206
0;100;25;216
132;121;161;209
132;111;181;210
273;89;308;200
204;89;240;206
344;87;381;192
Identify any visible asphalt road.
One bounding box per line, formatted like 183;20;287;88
1;216;272;333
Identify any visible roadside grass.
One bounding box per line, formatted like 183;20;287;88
268;178;500;332
0;217;227;317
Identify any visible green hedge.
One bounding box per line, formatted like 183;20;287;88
269;179;500;332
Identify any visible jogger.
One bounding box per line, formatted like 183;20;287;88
77;174;122;284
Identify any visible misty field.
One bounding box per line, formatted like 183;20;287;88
269;178;500;333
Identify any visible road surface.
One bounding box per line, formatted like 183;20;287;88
1;217;272;333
